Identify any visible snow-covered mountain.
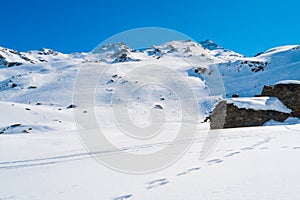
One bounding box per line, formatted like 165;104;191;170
1;40;299;104
1;40;300;200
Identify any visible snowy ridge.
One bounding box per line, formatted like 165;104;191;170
200;39;244;60
259;45;300;57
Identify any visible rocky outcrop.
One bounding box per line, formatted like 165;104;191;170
239;60;269;72
210;100;290;129
261;83;300;117
112;53;141;63
210;81;300;129
0;46;62;68
0;53;23;67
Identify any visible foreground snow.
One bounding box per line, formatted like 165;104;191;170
0;102;300;200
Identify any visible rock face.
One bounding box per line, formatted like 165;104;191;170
261;83;300;117
210;100;290;129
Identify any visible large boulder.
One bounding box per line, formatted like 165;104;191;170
210;81;300;129
210;97;291;129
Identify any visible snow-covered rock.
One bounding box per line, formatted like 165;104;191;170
210;98;291;129
227;97;292;113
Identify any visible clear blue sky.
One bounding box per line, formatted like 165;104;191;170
1;0;299;56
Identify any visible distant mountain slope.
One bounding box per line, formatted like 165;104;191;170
0;41;299;114
217;45;300;97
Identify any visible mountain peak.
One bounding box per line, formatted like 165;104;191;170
92;42;130;54
199;39;220;50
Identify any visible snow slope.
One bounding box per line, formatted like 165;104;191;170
218;45;300;97
1;102;299;199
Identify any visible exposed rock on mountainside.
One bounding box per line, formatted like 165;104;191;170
112;53;141;63
261;82;300;117
239;60;269;72
200;39;220;50
0;51;23;67
0;46;63;68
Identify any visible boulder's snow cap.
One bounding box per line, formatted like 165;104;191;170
275;80;300;85
227;97;292;113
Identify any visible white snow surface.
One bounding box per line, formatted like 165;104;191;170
0;102;299;200
227;97;292;113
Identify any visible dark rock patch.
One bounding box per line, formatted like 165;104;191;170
8;62;22;67
261;83;300;117
112;53;141;63
67;104;76;109
11;123;22;128
11;83;17;88
154;104;163;109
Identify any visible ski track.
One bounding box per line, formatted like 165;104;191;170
0;131;253;170
0;130;271;169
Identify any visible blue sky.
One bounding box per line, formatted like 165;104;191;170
1;0;300;56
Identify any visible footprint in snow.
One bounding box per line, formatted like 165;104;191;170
113;194;133;200
0;196;17;200
260;147;269;150
177;167;201;176
241;147;254;151
146;178;169;190
252;138;272;148
207;159;223;165
224;151;240;157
